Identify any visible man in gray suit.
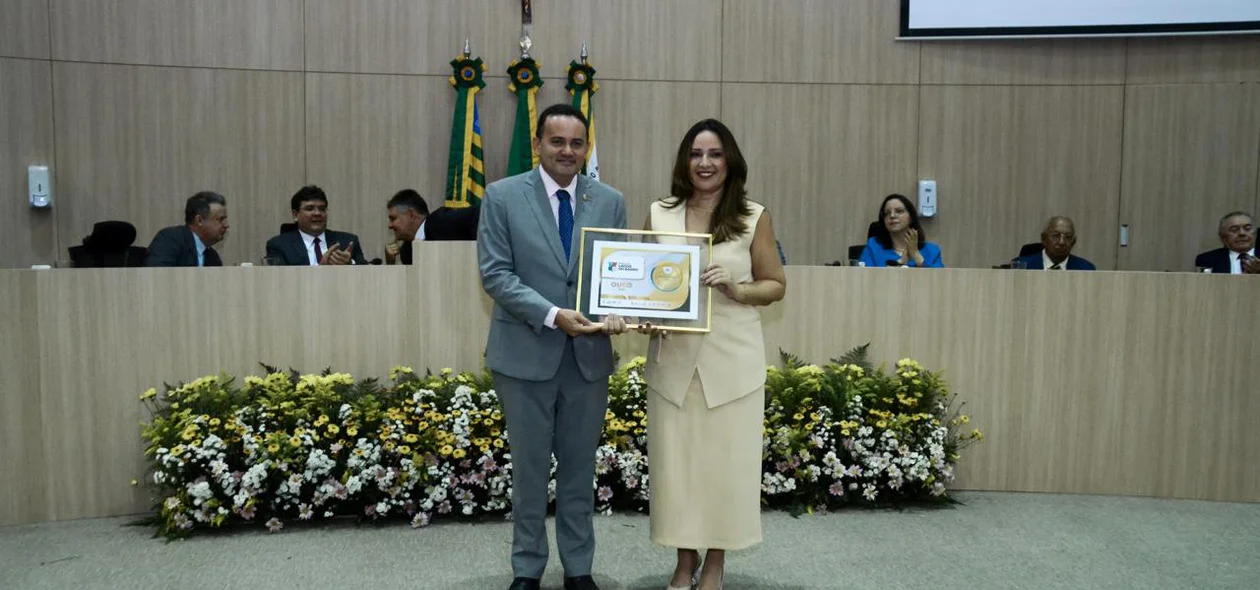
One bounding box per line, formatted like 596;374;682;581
478;104;628;590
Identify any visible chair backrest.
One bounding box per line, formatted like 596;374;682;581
68;245;148;268
280;222;298;234
1018;242;1043;258
847;244;865;261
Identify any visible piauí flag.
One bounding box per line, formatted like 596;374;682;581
445;53;487;208
507;58;544;177
567;59;600;181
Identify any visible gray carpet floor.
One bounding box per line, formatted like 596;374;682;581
2;492;1258;590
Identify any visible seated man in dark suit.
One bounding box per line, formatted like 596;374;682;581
265;185;366;266
384;189;481;265
146;191;230;267
1194;211;1258;274
1016;216;1096;270
384;189;428;265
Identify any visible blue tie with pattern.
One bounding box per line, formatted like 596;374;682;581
556;189;573;261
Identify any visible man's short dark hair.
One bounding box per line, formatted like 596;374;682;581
291;185;328;212
184;191;226;224
388;189;429;216
535;103;589;139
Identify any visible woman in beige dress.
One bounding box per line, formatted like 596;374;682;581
641;119;787;590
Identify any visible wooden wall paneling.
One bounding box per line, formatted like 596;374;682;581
49;0;303;70
0;57;58;269
530;0;722;82
52;62;305;266
721;83;919;266
0;272;47;525
918;85;1126;270
1118;84;1260;271
0;0;50;59
1127;36;1260;84
722;0;919;84
919;39;1127;85
304;0;519;76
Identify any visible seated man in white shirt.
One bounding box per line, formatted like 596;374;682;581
264;185;366;266
1194;211;1258;274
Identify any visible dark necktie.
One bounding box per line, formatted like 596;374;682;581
313;237;323;265
556;189;574;260
1050;263;1063;270
203;247;222;267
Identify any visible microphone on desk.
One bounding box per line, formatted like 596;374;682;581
368;258;383;265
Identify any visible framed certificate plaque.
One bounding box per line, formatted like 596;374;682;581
576;227;713;333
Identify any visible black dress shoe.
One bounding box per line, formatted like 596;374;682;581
563;575;600;590
508;577;540;590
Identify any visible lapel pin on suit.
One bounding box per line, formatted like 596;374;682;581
582;193;592;202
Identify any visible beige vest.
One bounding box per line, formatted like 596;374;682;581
645;199;767;408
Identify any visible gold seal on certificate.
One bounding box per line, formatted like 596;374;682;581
576;228;713;333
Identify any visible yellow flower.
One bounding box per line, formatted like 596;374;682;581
483;419;494;426
439;445;453;456
315;415;329;426
605;410;615;420
327;424;341;435
417;421;429;430
384;441;396;452
490;428;501;437
346;426;357;437
294;428;307;438
960;415;971;424
192;439;202;447
404;434;419;444
479;444;491;453
493;439;504;448
971;429;984;441
452;448;466;459
491;411;503;420
441;367;454;376
876;420;887;428
792;413;804;421
130;479;138;486
209;418;221;427
398;445;411;455
267;444;280;454
140;388;157;400
289;437;302;448
841;429;850;436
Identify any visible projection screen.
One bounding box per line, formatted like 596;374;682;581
900;0;1260;39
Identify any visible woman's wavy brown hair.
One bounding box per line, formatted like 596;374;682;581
665;119;753;244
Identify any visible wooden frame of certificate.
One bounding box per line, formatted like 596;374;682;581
575;227;713;333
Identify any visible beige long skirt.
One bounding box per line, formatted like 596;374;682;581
647;373;764;550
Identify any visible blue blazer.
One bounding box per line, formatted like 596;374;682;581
858;237;944;268
1016;253;1096;270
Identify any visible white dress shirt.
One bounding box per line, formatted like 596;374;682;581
1230;248;1256;275
538;167;579;330
300;231;328;266
415;220;426;242
1043;251;1066;270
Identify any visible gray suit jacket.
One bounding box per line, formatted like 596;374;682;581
477;169;627;382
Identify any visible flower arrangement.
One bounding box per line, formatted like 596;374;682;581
138;346;980;538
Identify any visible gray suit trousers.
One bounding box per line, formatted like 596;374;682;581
495;338;609;579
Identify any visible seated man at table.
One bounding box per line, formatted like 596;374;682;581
384;189;427;265
265;185;365;266
146;191;229;267
1194;211;1258;274
1016;216;1095;270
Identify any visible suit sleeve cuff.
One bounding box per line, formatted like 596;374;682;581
544;306;560;330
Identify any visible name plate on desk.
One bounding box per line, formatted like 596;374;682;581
577;228;712;333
